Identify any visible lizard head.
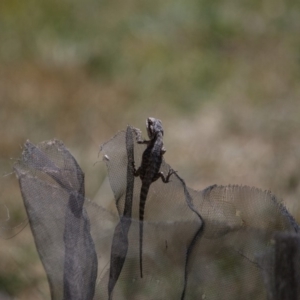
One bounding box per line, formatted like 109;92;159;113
146;117;164;139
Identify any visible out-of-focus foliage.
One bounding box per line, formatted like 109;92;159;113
1;0;300;109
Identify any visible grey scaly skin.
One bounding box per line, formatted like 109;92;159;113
134;117;176;278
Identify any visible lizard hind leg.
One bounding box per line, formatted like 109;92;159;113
154;168;177;183
165;168;177;182
133;162;141;177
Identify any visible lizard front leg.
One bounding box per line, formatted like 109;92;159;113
133;128;150;145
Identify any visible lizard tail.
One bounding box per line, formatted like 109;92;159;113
139;184;150;278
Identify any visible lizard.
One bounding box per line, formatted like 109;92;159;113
133;117;176;278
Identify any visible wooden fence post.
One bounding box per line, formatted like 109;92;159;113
274;232;300;300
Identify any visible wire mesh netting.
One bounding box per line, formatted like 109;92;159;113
8;125;299;299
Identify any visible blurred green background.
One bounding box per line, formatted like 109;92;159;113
1;0;300;298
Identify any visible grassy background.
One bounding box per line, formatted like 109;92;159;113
0;0;300;298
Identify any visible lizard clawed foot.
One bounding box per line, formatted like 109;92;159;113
132;161;140;176
166;168;177;182
133;128;150;145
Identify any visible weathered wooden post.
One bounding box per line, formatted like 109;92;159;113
274;232;300;300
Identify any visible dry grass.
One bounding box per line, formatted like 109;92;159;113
1;0;300;297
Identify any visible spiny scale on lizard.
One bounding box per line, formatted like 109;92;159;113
133;117;176;278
